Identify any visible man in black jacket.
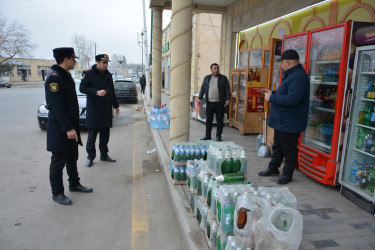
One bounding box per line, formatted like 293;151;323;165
80;54;120;167
45;47;93;205
140;74;146;94
198;63;230;141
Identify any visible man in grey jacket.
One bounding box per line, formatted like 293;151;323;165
258;49;310;184
198;63;230;142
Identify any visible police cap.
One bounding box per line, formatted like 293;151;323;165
95;54;111;62
53;47;79;59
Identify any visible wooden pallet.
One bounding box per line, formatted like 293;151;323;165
170;176;187;185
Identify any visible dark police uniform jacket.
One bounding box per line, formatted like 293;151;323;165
45;64;82;152
198;74;231;105
80;65;119;129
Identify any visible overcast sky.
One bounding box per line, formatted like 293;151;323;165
1;0;171;64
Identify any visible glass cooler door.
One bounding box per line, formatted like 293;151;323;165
340;46;375;201
303;26;345;155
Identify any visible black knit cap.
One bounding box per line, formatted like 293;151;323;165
53;47;79;59
277;49;299;61
95;54;110;62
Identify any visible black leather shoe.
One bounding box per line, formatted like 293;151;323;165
216;136;222;142
200;136;211;140
258;169;280;177
52;194;72;205
100;156;116;162
277;175;292;185
69;184;93;193
86;159;93;167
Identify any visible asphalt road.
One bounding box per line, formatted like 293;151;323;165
0;85;186;250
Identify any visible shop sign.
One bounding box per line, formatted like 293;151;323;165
162;42;169;53
354;24;375;46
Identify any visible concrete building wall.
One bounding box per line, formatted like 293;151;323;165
191;13;222;95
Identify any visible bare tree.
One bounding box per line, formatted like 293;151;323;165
71;34;94;68
0;14;36;64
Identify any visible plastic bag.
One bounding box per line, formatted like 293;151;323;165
254;203;303;250
233;194;272;248
258;186;297;209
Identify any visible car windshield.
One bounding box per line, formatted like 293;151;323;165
74;80;85;96
114;81;135;89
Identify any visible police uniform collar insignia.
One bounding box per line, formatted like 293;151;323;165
50;83;59;92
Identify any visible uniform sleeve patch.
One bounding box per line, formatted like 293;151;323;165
49;83;59;92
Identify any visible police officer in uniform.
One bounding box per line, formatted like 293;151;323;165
45;47;93;205
80;54;120;167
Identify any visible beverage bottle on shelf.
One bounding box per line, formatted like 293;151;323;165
366;131;374;152
361;133;370;152
360;167;369;190
364;106;371;126
359;111;364;124
221;193;234;232
329;88;335;109
370;107;375;127
371;84;375;99
370;138;375;155
356;128;365;149
365;83;371;98
349;160;359;183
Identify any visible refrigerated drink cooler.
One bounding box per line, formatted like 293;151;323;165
339;45;375;215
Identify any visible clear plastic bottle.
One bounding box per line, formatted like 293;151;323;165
349;160;359;183
222;193;234;232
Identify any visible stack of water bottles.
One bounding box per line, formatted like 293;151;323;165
188;148;303;250
149;104;170;129
170;142;209;184
206;142;247;176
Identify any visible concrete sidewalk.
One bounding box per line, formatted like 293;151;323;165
145;93;375;250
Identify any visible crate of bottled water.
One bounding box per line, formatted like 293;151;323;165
149;105;170;129
207;142;247;176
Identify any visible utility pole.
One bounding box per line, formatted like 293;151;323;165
142;0;150;106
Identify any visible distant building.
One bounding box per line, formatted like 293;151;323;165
0;57;84;82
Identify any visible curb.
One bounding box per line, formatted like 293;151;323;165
142;95;209;250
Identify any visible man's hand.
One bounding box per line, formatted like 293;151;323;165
66;129;78;142
262;89;272;101
225;100;230;106
96;90;107;97
115;108;120;116
197;99;201;106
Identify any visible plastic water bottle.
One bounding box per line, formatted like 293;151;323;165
221;193;233;232
165;112;170;129
349;160;359;183
256;132;263;151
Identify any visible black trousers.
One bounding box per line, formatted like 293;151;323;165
268;130;300;178
205;101;224;138
50;147;80;195
86;128;110;160
141;85;145;94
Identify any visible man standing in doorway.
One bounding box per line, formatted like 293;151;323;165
140;74;146;94
45;47;93;205
258;49;310;185
80;54;120;167
198;63;230;142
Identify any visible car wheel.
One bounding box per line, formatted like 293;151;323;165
38;121;46;130
7;85;11;88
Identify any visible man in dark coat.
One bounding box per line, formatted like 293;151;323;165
80;54;120;167
258;49;310;185
198;63;230;142
45;47;93;205
140;74;146;94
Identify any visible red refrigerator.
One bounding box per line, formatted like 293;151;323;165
282;22;352;186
